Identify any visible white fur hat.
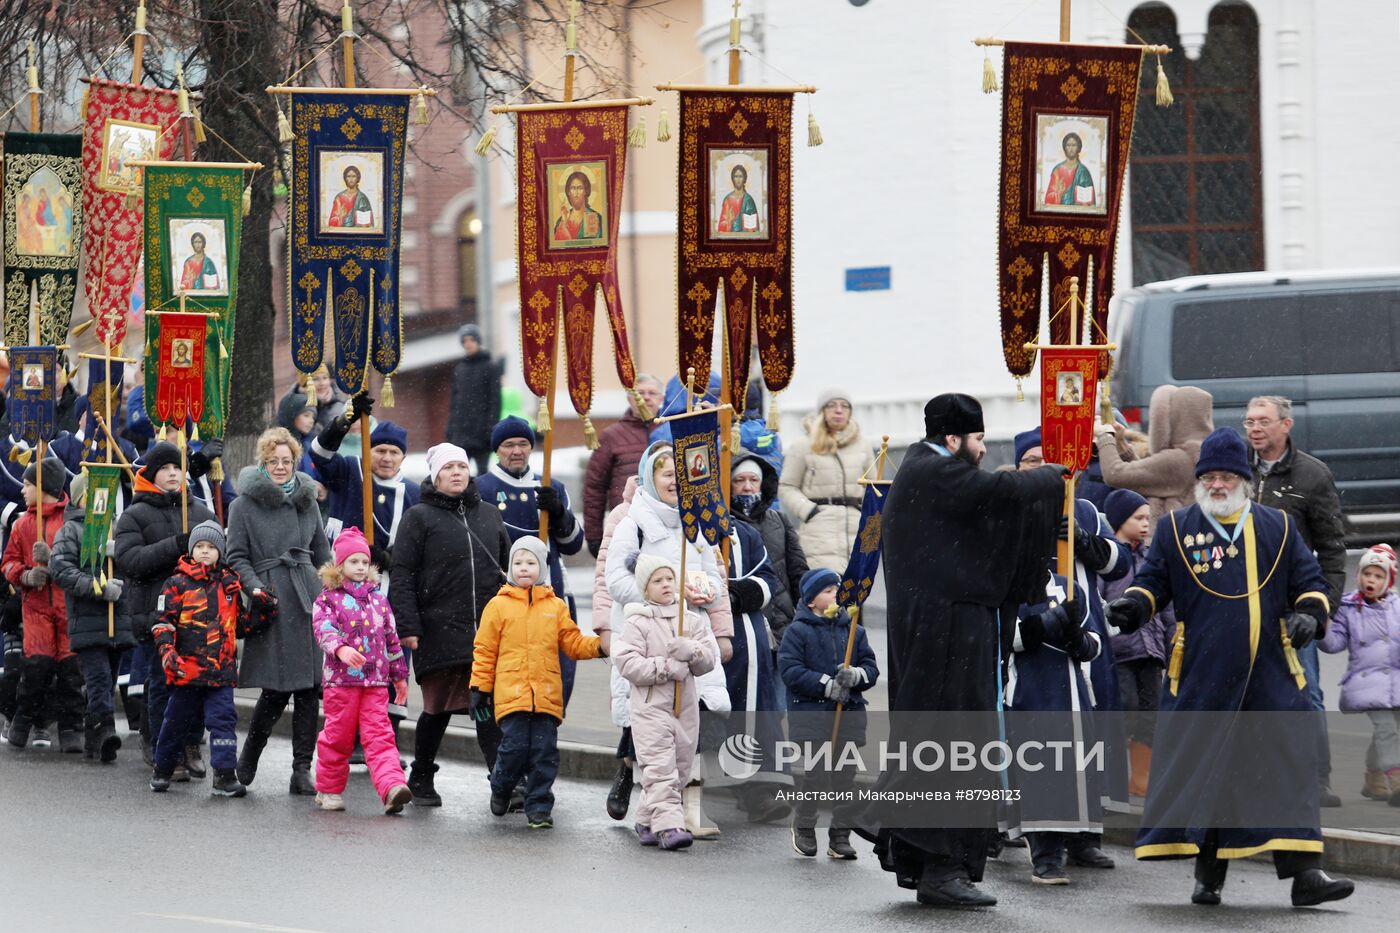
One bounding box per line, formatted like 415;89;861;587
633;552;677;598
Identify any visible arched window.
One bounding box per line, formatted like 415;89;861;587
1127;2;1263;284
458;209;480;319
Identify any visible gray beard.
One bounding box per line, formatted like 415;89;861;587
1194;481;1249;518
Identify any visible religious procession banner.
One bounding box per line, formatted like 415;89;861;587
81;358;124;463
79;465;123;582
151;312;206;429
288;92;407;396
996;43;1142;378
80;78;182;348
1039;346;1100;471
676;89;795;410
514;103;640;440
5;346;59;448
2;133;83;348
668;407;731;547
142;164;243;437
837;483;887;615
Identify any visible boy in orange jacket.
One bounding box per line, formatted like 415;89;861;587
469;535;604;828
3;458;82;752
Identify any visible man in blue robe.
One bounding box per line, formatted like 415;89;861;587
1108;427;1354;908
309;395;419;552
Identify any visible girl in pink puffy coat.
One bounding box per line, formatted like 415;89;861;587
1320;545;1400;805
312;527;412;815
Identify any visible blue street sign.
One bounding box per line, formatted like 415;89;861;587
845;266;891;292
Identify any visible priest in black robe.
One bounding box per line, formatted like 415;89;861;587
860;393;1066;908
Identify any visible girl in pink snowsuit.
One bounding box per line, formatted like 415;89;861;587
613;553;716;850
312;527;413;814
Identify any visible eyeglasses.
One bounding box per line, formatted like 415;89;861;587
266;458;296;468
1020;455;1045;466
1242;418;1278;429
1200;471;1241;487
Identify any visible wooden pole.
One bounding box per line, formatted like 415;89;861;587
340;1;356;89
27;42;40;132
1056;277;1080;599
728;0;742;84
563;0;579;102
360;271;376;546
131;1;147;84
831;435;889;745
104;340;116;638
674;367;696;718
1060;0;1072;42
179;428;189;533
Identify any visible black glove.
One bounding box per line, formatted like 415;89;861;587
534;485;567;523
1284;611;1319;650
728;576;766;613
587;538;601;558
189;439;225;479
316;410;351;451
1107;592;1150;634
347;392;374;424
1058;516;1113;571
1064;628;1099;663
1049;463;1072;478
467;687;493;723
175;533;190;553
1020;601;1067;652
369;543;392;572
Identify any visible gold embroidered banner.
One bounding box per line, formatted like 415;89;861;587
2;133;82;348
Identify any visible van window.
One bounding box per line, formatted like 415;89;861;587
1170;297;1303;379
1300;290;1400;375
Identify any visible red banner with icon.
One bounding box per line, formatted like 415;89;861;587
154;312;206;427
1039;346;1099;472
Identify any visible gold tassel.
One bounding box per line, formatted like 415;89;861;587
92;577;104;597
12;447;32;467
380;375;395;408
1155;57;1174;107
277;105;295;143
192;107;207;144
191;423;200;443
729;421;741;454
209;457;224;482
656;108;671;142
628;115;646;148
218;333;229;359
474;124;498;156
1280;620;1307;689
628;386;654;423
535;397;551;434
582;415;600;451
158;425;167;442
241;185;252;217
767;395;781;432
1167;622;1185;695
806;111;823;147
982;50;999;94
1015;376;1025;402
414;89;430;125
124;192;139;210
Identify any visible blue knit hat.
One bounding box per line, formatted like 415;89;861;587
1014;427;1042;465
369;420;408;452
1194;427;1252;479
490;415;535;451
799;567;842;605
1104;488;1149;531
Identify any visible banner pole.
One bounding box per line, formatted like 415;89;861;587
1060;0;1072;42
131;1;147;85
104;340;116;638
673;368;695;719
728;0;742;84
27;41;40;132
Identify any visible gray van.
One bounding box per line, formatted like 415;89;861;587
1107;269;1400;533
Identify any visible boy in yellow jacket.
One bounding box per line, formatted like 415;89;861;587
470;536;603;827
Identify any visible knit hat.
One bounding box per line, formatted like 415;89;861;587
799;567;841;606
1105;488;1149;531
924;393;984;438
816;388;852;411
490;415;535;452
1359;544;1398;589
23;457;67;499
333;526;370;566
367;420;408;453
1194;427;1252;479
188;519;225;557
638;441;673;501
139;441;182;483
508;535;551;587
732;457;763;481
633;552;677;598
457;323;483;344
425;442;471;484
69;471;88;507
1014;427;1042;465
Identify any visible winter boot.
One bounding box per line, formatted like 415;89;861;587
1290;869;1354;907
30;726;52;748
98;715;121;764
683;782;721;839
315;792;345;811
490;790;510;817
657;827;694;851
827;828;858;860
606;759;634;820
635;823;659;847
289;765;317;796
184;743;207;779
1128;740;1152;798
527;812;554;829
408;761;441;807
235;690;286;787
82;715;101;760
6;713;32;748
150;769;172;792
171;758;191;782
58;728;83;754
384;784;413;815
140;733;155;766
211;769;247;797
792;825;818;857
1362;768;1390;800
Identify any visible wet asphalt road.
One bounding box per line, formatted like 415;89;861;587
2;734;1397;933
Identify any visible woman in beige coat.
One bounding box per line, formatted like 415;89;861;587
1095;384;1214;528
779;390;875;572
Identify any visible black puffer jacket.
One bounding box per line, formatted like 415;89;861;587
50;502;134;651
390;479;510;681
731;449;808;645
1250;440;1347;606
112;483;216;642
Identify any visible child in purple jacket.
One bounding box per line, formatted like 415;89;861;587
312;527;412;814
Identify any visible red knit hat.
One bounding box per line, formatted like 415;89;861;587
333;527;370;567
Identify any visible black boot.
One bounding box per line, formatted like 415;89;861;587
83;714;101;760
6;713;32;748
606;760;634;820
289;765;317;795
98;715;121;764
183;743;207;779
58;728;84;754
288;691;318;795
236;691;287;787
212;768;248;798
827;828;858;860
1193;851;1227;905
408;761;441;807
1291;869;1354;907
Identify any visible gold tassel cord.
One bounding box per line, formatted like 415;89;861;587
582;415;600;451
191;422;200;443
628;386;654;423
656;108;671;142
381;375;395;408
474;124;498;157
1155;56;1174;107
414;89;430;125
982;50;999;94
158;425;167;442
192;106;208;144
806;111;823;147
209;458;224;482
729;421;742;455
629;114;647;149
241;185;252;217
767;394;781;433
535;396;551;434
1015;376;1025;402
276;105;295;143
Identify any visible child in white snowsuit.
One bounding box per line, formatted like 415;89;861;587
613;553;716;851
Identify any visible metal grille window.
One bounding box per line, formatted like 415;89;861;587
1128;2;1263;284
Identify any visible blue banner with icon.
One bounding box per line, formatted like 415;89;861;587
669;407;730;547
838;482;887;613
6;346;59;448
